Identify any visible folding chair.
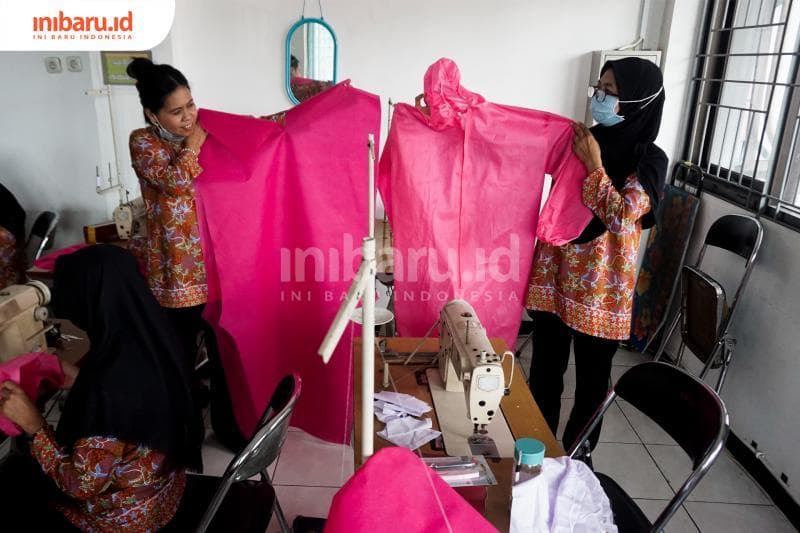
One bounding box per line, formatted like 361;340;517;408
654;214;763;392
569;362;729;532
164;373;302;533
25;211;59;263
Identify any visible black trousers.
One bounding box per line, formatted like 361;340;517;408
528;310;618;452
162;304;246;460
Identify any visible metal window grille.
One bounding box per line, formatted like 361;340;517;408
683;0;800;223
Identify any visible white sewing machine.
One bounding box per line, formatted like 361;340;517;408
438;299;508;456
0;281;52;362
113;197;146;240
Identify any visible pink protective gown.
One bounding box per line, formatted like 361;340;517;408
0;353;64;436
195;81;380;443
378;58;593;347
325;447;497;533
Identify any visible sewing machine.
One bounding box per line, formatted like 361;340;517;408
0;281;52;362
438;300;507;456
113;197;146;240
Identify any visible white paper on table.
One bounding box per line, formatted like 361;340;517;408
374;391;431;417
376;416;441;450
375;410;408;423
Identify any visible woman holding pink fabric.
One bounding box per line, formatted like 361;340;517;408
526;58;667;459
127;58;244;453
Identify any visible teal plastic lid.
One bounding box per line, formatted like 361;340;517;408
514;438;545;467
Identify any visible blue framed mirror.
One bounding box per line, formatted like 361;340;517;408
285;18;338;104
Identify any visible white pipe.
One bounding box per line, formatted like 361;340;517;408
362;133;377;461
361;237;376;461
368;134;375;240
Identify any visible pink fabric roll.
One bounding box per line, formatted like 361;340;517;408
195;81;380;443
325;447;497;532
32;243;88;271
0;353;65;436
379;58;594;347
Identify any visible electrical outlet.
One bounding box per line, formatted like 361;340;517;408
66;56;82;72
44;57;62;74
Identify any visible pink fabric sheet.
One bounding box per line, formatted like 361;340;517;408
378;58;593;347
0;353;64;436
196;81;380;443
325;447;497;533
32;243;88;271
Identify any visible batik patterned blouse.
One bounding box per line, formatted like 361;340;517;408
526;168;651;340
129;127;208;309
0;227;20;290
31;425;185;532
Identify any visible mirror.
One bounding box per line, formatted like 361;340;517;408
285;18;337;104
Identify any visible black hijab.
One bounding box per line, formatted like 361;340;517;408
574;57;668;243
52;245;195;465
0;183;26;244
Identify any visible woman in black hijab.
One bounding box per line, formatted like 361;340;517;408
0;183;27;289
0;245;197;531
526;58;667;456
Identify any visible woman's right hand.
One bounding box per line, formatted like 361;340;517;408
185;123;208;153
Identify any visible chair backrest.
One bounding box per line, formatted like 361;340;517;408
695;214;763;337
196;373;301;533
229;373;302;482
25;211;58;262
701;214;763;263
615;362;728;470
681;265;726;362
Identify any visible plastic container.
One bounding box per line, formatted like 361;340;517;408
512;437;545;484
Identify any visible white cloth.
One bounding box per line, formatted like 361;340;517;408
377;416;441;450
374;391;432;417
510;457;617;533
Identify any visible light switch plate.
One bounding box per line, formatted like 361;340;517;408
44;56;62;73
66;56;82;72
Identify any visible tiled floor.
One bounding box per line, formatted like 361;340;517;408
517;340;795;533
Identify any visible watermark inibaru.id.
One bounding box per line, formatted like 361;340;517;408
280;233;522;284
32;10;134;40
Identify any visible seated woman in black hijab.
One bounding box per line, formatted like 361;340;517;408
0;245;197;531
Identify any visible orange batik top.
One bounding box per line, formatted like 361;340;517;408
526;167;651;340
129;127;208;308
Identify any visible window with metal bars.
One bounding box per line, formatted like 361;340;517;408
683;0;800;225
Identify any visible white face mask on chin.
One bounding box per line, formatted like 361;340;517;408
149;114;186;144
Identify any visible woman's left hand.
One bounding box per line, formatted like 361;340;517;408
572;122;603;172
0;381;46;435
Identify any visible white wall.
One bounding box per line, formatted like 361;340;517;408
0;52;106;248
169;0;646;137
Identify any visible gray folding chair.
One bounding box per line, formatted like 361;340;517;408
569;362;729;532
654;214;763;392
165;373;301;533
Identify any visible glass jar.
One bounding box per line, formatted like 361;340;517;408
512;437;545;485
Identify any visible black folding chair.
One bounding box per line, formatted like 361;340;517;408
569;362;729;532
164;373;302;533
654;214;763;392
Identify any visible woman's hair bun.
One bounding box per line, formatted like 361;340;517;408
126;57;155;81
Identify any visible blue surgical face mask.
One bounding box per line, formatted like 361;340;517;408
591;92;624;127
